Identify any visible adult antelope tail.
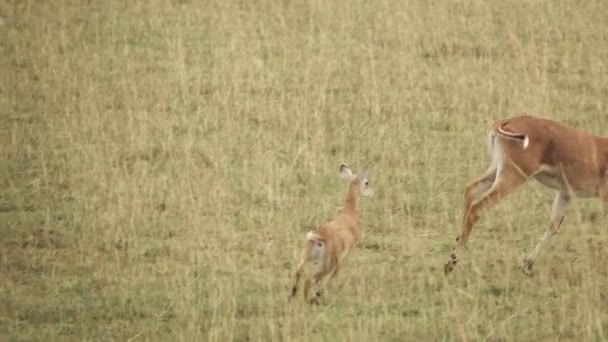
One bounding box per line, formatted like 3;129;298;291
495;123;530;149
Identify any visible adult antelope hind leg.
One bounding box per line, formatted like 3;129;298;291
443;167;495;275
522;191;570;276
463;168;498;220
445;164;528;275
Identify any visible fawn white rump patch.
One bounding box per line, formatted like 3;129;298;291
306;231;322;242
306;231;325;261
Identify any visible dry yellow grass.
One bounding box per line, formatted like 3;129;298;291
2;0;608;340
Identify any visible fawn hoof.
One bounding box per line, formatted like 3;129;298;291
309;297;320;305
522;259;534;277
444;261;456;275
306;290;323;305
444;253;458;275
290;286;297;299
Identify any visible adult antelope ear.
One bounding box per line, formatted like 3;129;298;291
339;164;355;181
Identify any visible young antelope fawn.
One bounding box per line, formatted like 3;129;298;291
445;114;608;276
290;164;373;304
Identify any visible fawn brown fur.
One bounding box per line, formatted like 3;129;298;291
290;164;373;304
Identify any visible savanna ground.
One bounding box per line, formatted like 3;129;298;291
2;0;608;340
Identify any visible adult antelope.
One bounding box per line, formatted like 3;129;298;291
290;164;373;304
444;114;608;275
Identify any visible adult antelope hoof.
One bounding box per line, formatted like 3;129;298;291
522;259;534;277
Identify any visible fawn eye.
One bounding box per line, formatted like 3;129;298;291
364;180;369;186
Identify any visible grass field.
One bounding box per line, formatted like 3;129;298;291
2;0;608;340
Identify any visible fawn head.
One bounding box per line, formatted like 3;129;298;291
339;164;374;197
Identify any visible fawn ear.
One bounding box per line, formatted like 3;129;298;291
339;164;354;181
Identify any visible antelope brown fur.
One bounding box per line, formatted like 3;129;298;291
445;114;608;275
290;164;373;304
